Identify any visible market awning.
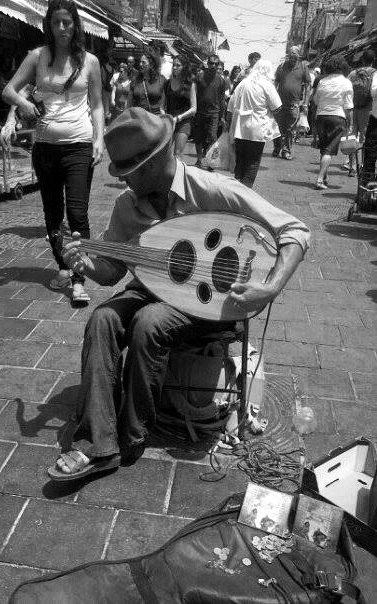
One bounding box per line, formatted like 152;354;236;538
75;0;147;46
0;0;44;31
77;7;108;39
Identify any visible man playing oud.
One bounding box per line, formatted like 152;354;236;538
48;107;310;482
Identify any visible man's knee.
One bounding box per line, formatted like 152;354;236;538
129;304;169;349
85;304;122;338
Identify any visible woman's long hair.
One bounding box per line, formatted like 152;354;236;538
136;50;161;84
44;0;85;91
173;55;192;86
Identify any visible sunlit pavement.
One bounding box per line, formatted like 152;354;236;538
0;138;376;601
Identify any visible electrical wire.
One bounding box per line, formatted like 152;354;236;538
214;0;289;18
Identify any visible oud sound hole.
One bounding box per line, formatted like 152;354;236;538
197;282;212;304
205;228;221;250
212;246;239;292
168;240;196;283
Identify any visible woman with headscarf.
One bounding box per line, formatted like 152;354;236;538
2;0;104;303
226;59;282;188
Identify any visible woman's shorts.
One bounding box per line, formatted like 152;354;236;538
316;115;347;156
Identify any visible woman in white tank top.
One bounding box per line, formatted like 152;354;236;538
2;0;104;303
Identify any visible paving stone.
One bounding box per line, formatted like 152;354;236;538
270;301;308;322
359;310;377;328
0;282;25;299
36;344;81;373
20;300;77;321
318;345;377;372
46;372;81;406
0;249;18;267
292;367;354;400
263;340;318;367
339;326;377;350
303;434;346;464
0;400;74;447
26;320;86;345
106;511;190;559
0;564;47;604
264;364;292;375
1;499;114;570
0;299;32;318
77;457;173;513
0;340;49;368
300;278;349;295
351;372;377;403
0;367;61;403
307;304;363;327
250;319;285;340
285;321;342;346
12;284;64;302
332;401;377;439
0;441;16;471
0;494;29;545
320;265;367;282
0;443;78;502
0;317;39;340
168;462;249;517
0;399;9;414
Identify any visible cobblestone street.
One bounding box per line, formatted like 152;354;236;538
0;138;376;601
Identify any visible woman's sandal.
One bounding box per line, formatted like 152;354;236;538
47;451;121;482
72;283;90;304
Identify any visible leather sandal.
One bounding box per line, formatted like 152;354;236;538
47;451;121;482
72;283;90;304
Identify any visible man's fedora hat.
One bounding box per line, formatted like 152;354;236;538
105;107;174;177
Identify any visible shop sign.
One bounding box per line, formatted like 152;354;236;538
113;36;136;50
0;14;19;39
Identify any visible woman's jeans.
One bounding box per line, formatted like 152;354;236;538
234;139;265;188
32;142;94;284
71;285;235;458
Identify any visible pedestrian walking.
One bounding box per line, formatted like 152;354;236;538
231;52;261;93
313;56;353;190
192;54;226;169
128;51;166;115
2;0;104;304
348;49;376;176
273;46;311;160
164;55;196;158
110;62;131;120
227;59;282;188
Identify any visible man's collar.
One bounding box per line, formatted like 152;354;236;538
169;159;186;201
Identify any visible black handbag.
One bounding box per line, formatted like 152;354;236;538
10;493;364;603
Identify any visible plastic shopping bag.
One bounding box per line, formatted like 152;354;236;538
203;132;235;172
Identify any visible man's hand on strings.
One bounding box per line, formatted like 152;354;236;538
229;281;278;313
62;232;88;274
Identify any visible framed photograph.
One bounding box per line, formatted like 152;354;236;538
238;482;294;538
293;494;343;551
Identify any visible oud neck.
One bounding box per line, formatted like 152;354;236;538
79;239;167;269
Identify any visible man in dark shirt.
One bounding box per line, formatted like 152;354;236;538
193;54;226;168
273;46;311;160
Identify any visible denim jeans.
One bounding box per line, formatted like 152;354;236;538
234;139;265;188
32;142;94;284
273;103;300;156
71;284;236;458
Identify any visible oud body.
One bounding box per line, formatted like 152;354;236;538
80;212;278;321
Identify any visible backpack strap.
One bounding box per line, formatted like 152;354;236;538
129;560;159;603
301;571;366;604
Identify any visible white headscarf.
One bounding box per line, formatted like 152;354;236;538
246;59;275;83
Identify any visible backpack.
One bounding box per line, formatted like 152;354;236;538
350;67;375;109
10;492;365;603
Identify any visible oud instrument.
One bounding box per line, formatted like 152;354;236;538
79;212;278;321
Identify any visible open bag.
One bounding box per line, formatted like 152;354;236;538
10;492;365;603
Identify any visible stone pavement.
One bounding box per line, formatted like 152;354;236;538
0;138;376;602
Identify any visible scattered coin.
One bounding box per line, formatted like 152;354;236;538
242;557;252;566
219;553;228;561
213;547;222;555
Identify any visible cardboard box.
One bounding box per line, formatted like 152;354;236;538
302;437;377;555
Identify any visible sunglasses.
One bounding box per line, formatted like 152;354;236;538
208;61;219;66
